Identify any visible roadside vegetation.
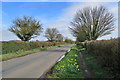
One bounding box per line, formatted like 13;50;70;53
77;38;120;78
1;41;73;61
2;4;119;78
2;41;68;54
46;44;84;78
2;15;74;61
68;5;119;78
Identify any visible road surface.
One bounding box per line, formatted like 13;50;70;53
2;45;73;78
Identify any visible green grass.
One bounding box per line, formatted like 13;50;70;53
49;44;84;78
0;44;68;61
79;46;113;78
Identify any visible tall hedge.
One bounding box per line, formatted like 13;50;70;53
85;38;120;77
2;41;67;54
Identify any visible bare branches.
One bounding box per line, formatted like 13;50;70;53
45;28;63;42
70;6;115;41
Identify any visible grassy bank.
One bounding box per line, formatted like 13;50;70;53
78;38;120;78
79;46;112;78
85;38;120;78
46;45;84;79
0;44;68;61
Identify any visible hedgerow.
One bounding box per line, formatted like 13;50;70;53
2;41;68;54
85;38;120;78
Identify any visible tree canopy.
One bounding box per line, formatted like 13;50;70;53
70;6;115;42
45;28;60;42
9;16;43;41
65;37;74;43
56;34;64;42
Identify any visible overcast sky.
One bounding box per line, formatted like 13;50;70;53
0;0;119;41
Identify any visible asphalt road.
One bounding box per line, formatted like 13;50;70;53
2;45;73;78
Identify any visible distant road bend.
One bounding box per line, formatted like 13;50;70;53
2;45;73;78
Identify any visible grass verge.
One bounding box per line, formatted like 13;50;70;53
0;44;68;61
79;46;113;78
46;44;84;79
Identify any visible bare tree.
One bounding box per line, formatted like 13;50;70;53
56;34;63;42
70;6;115;41
45;28;59;42
9;16;43;41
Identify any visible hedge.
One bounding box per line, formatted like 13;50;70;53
2;41;67;54
85;38;120;78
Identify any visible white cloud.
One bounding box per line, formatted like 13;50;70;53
98;4;118;40
1;27;46;41
97;28;118;40
48;21;69;28
47;2;113;40
1;2;118;41
0;24;5;27
1;15;48;41
1;28;46;41
47;2;118;40
1;29;20;41
0;24;7;28
30;34;47;41
110;4;118;21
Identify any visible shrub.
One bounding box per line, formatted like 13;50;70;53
65;38;74;43
85;38;120;78
2;41;68;54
